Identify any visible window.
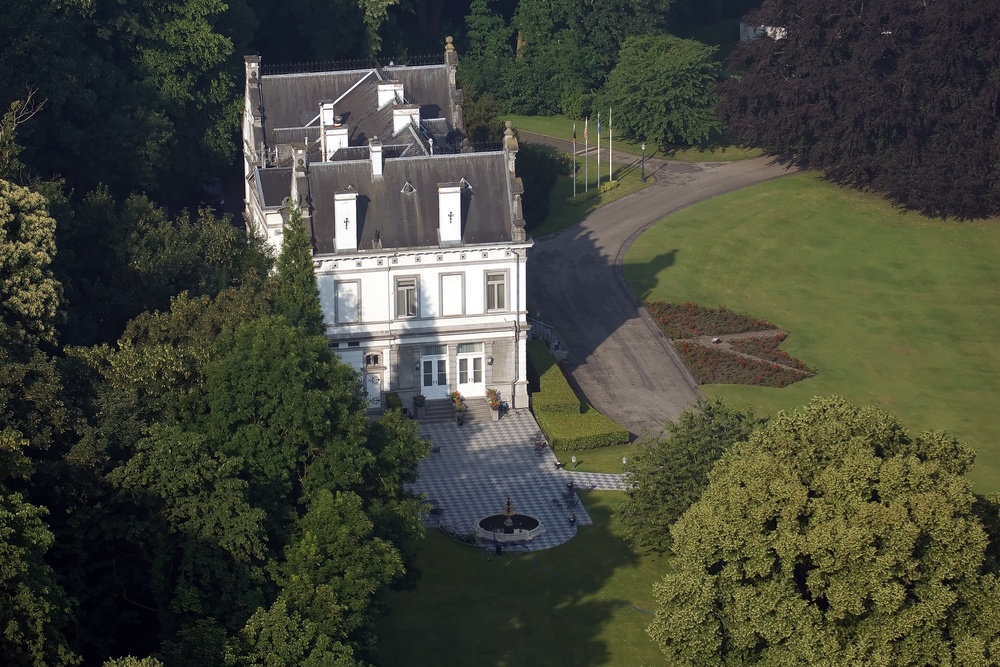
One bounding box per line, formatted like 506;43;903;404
365;353;381;367
335;281;360;323
486;272;507;312
395;277;417;318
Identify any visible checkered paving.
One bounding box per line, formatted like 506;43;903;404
410;409;626;550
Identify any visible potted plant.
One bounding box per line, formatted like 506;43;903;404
412;394;426;420
449;391;466;424
486;388;502;421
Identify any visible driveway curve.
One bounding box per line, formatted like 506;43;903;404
523;134;793;438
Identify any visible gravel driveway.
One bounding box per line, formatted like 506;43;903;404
523;136;793;438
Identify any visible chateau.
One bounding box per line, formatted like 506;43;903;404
241;39;531;411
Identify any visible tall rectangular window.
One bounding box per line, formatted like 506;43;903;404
395;277;417;318
486;272;507;312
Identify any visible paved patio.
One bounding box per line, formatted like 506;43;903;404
410;408;625;551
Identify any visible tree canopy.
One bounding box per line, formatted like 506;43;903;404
617;398;757;552
603;34;724;147
721;0;1000;218
649;396;1000;665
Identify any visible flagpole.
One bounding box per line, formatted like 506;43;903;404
572;122;577;198
597;112;601;187
609;107;613;183
585;117;589;193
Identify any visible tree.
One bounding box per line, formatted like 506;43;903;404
603;34;724;147
617;398;757;552
649;396;1000;665
273;207;325;337
721;0;1000;218
0;492;78;667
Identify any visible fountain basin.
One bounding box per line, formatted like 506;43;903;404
474;513;545;543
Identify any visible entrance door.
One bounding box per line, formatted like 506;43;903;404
421;357;449;399
456;355;485;397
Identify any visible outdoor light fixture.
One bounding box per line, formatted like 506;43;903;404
414;360;421;371
640;144;646;183
571;455;578;469
486;355;494;365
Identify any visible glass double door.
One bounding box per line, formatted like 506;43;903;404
456;355;484;398
421;357;449;399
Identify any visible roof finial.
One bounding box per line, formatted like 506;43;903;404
445;35;455;52
504;120;514;137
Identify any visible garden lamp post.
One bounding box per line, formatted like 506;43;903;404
622;456;628;473
641;143;646;182
571;455;578;469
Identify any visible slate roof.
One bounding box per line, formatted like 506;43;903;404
258;64;453;149
255;151;513;253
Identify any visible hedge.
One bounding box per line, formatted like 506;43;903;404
534;408;629;451
526;340;629;450
526;340;581;415
566;180;619;206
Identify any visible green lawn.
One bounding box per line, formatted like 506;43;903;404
556;442;640;474
623;172;1000;492
529;158;650;238
376;492;670;667
505;113;760;162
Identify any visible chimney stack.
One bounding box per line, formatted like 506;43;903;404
369;136;383;178
320;101;348;160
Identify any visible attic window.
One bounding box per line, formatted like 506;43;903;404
460;177;472;192
401;181;416;194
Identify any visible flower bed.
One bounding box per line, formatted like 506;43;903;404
644;301;776;338
727;333;813;372
674;341;811;388
645;301;816;388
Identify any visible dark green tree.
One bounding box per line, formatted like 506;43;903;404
603;34;723;147
649;396;1000;664
721;0;1000;218
273;207;325;336
617;397;757;552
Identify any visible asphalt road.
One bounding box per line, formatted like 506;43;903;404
523;132;794;439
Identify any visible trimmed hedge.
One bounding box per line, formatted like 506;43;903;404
566;179;619;206
534;408;629;451
526;340;581;415
526;340;629;450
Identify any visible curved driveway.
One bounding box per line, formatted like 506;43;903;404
524;135;793;439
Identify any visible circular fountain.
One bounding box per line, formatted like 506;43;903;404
474;497;545;543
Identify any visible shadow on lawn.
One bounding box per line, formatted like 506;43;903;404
375;492;645;667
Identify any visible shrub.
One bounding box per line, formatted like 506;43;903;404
727;333;813;371
567;180;618;206
385;392;403;410
674;341;811;387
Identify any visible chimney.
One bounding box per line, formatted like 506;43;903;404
377;81;404;109
369;136;383;178
289;143;309;211
320;101;348;160
392;104;421;134
438;182;462;244
334;189;358;252
244;55;261;90
503;121;518;176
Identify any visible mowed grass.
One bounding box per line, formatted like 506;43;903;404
375;492;670;667
530;157;650;238
624;172;1000;492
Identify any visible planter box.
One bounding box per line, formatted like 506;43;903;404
491;408;500;422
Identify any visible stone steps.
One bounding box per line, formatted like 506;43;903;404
422;398;494;424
